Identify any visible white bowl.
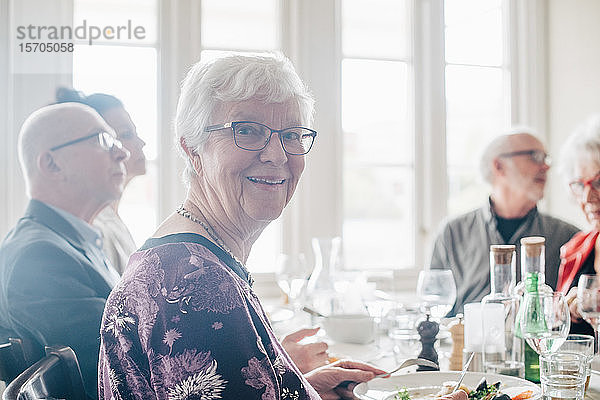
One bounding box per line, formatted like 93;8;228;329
322;313;375;344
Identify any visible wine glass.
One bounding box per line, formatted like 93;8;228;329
416;269;457;319
276;253;310;311
577;274;600;347
519;292;570;355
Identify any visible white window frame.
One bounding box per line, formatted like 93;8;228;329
154;0;546;287
0;1;547;293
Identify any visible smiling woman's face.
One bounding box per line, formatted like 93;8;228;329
195;98;306;224
573;156;600;230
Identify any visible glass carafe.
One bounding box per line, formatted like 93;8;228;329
306;237;342;317
482;245;523;377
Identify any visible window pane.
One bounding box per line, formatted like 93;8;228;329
201;0;278;50
444;0;502;26
342;0;410;59
343;166;414;269
342;59;411;165
74;0;157;44
247;218;281;274
445;65;509;215
73;45;158;160
445;0;503;66
119;162;158;245
447;165;490;218
73;45;158;244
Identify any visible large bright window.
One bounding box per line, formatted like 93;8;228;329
69;0;516;275
341;0;413;269
340;0;512;270
445;0;511;216
72;0;159;246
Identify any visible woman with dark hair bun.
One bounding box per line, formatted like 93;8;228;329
55;87;147;274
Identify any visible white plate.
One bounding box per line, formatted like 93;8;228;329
354;371;541;400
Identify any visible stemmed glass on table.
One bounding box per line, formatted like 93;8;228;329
519;292;570;355
276;253;311;312
577;274;600;349
416;270;457;320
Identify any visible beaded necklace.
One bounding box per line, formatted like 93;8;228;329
176;205;254;286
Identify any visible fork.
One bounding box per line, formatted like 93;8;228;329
338;357;438;389
375;357;439;378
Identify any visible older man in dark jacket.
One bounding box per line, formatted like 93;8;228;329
0;103;129;398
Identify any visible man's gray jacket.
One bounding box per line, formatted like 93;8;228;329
430;199;579;316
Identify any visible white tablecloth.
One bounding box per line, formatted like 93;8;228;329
267;300;600;399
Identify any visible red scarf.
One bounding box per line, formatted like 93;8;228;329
557;230;598;293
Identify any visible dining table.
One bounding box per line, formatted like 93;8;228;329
265;298;600;400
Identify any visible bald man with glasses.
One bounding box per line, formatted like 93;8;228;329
0;103;129;399
429;130;579;316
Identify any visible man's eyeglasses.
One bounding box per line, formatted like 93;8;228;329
50;131;123;152
569;172;600;197
498;149;551;166
205;121;317;155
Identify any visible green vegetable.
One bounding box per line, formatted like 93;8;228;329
395;387;411;400
468;380;500;400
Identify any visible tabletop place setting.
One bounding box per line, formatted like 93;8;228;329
269;235;600;400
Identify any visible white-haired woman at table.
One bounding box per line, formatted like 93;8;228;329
558;114;600;337
98;53;385;400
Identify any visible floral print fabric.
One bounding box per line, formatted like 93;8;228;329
98;236;320;399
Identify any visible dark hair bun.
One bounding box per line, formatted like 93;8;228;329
55;87;85;103
53;87;123;114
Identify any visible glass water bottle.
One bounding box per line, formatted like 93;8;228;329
482;245;524;377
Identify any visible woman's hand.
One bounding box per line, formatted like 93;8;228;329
304;359;386;399
566;286;583;322
281;327;329;373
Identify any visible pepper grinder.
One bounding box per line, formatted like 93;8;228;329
448;313;464;371
417;313;440;371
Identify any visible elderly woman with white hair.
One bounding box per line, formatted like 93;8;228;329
97;53;385;399
557;115;600;337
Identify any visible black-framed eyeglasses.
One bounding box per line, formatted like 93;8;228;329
569;171;600;197
205;121;317;155
50;131;123;152
498;149;551;166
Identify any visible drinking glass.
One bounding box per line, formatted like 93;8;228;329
388;305;421;361
559;334;595;393
519;292;570;355
540;352;587;400
276;253;310;311
577;274;600;346
416;269;457;319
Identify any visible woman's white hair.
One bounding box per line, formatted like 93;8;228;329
559;114;600;184
175;52;315;186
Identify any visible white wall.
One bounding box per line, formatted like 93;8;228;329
546;0;600;230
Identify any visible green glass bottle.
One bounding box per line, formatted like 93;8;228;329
523;339;540;382
514;237;552;384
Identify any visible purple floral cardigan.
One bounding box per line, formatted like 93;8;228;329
98;233;320;399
